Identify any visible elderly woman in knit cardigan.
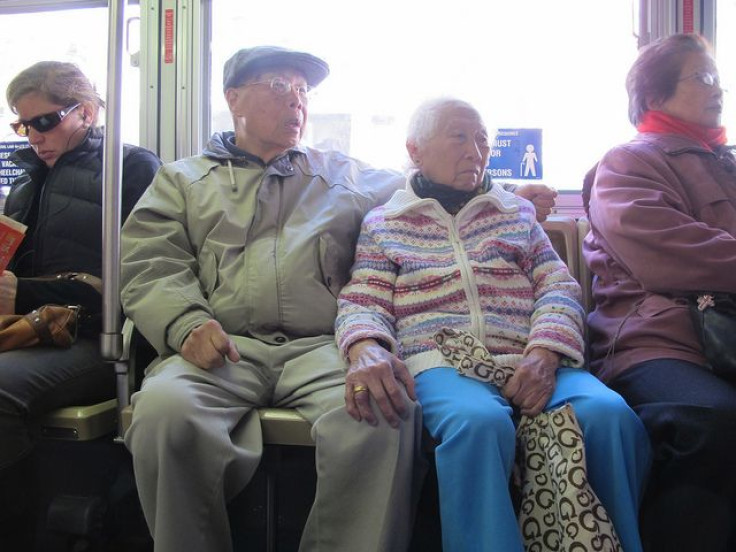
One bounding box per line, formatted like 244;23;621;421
335;97;650;552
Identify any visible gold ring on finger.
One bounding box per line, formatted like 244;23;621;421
353;384;368;394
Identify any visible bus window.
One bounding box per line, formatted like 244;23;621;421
717;0;735;131
210;0;638;192
0;4;142;146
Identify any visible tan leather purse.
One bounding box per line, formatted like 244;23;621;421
0;304;79;352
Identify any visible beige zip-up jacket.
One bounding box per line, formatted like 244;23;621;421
121;132;402;355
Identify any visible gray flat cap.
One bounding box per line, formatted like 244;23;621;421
223;45;330;92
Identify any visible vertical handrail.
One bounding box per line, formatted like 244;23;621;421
101;0;128;436
101;0;126;359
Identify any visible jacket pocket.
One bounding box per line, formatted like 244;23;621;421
318;234;351;298
197;247;218;300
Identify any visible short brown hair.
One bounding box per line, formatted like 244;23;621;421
6;61;104;115
626;33;712;125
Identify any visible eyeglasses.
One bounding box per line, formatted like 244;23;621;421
243;77;312;100
10;103;81;137
679;71;721;88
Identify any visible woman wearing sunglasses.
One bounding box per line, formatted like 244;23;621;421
0;61;161;548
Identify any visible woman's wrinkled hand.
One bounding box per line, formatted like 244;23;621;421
181;319;240;370
0;270;17;315
503;347;560;417
345;338;416;428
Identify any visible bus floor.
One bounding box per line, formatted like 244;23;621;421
13;439;442;552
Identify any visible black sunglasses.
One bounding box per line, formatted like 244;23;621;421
10;103;81;137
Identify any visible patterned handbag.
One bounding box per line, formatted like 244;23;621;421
435;328;622;552
515;404;622;552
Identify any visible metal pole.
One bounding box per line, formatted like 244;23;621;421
101;1;128;436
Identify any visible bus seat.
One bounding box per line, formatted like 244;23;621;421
577;217;593;313
260;409;313;446
38;319;142;442
121;406;314;445
40;399;118;441
541;215;580;283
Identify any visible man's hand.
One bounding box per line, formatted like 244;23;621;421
0;270;17;315
503;347;560;417
181;319;239;370
345;338;416;428
516;184;557;222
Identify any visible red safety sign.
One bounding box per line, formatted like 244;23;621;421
683;0;694;33
164;9;174;63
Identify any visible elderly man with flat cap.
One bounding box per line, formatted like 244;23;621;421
120;45;422;552
120;45;556;552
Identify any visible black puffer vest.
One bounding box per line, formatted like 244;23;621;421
4;128;160;278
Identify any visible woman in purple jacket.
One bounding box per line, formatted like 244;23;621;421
583;33;736;551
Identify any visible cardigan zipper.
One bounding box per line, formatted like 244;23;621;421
446;213;485;340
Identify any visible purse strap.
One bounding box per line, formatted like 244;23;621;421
25;308;56;345
23;305;79;346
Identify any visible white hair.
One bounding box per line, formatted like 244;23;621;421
405;97;483;170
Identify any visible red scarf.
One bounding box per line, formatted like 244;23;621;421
637;110;727;151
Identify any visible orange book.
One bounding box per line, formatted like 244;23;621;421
0;214;27;273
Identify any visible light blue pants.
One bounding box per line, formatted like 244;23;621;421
416;366;651;552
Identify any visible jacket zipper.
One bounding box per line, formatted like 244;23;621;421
32;165;54;274
274;176;284;323
445;211;485;340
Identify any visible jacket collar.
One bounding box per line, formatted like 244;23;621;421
382;173;520;219
202;131;307;169
634;131;718;155
8;126;102;181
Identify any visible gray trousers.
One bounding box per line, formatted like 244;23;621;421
125;334;422;552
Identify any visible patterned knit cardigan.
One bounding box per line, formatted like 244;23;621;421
335;180;585;376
